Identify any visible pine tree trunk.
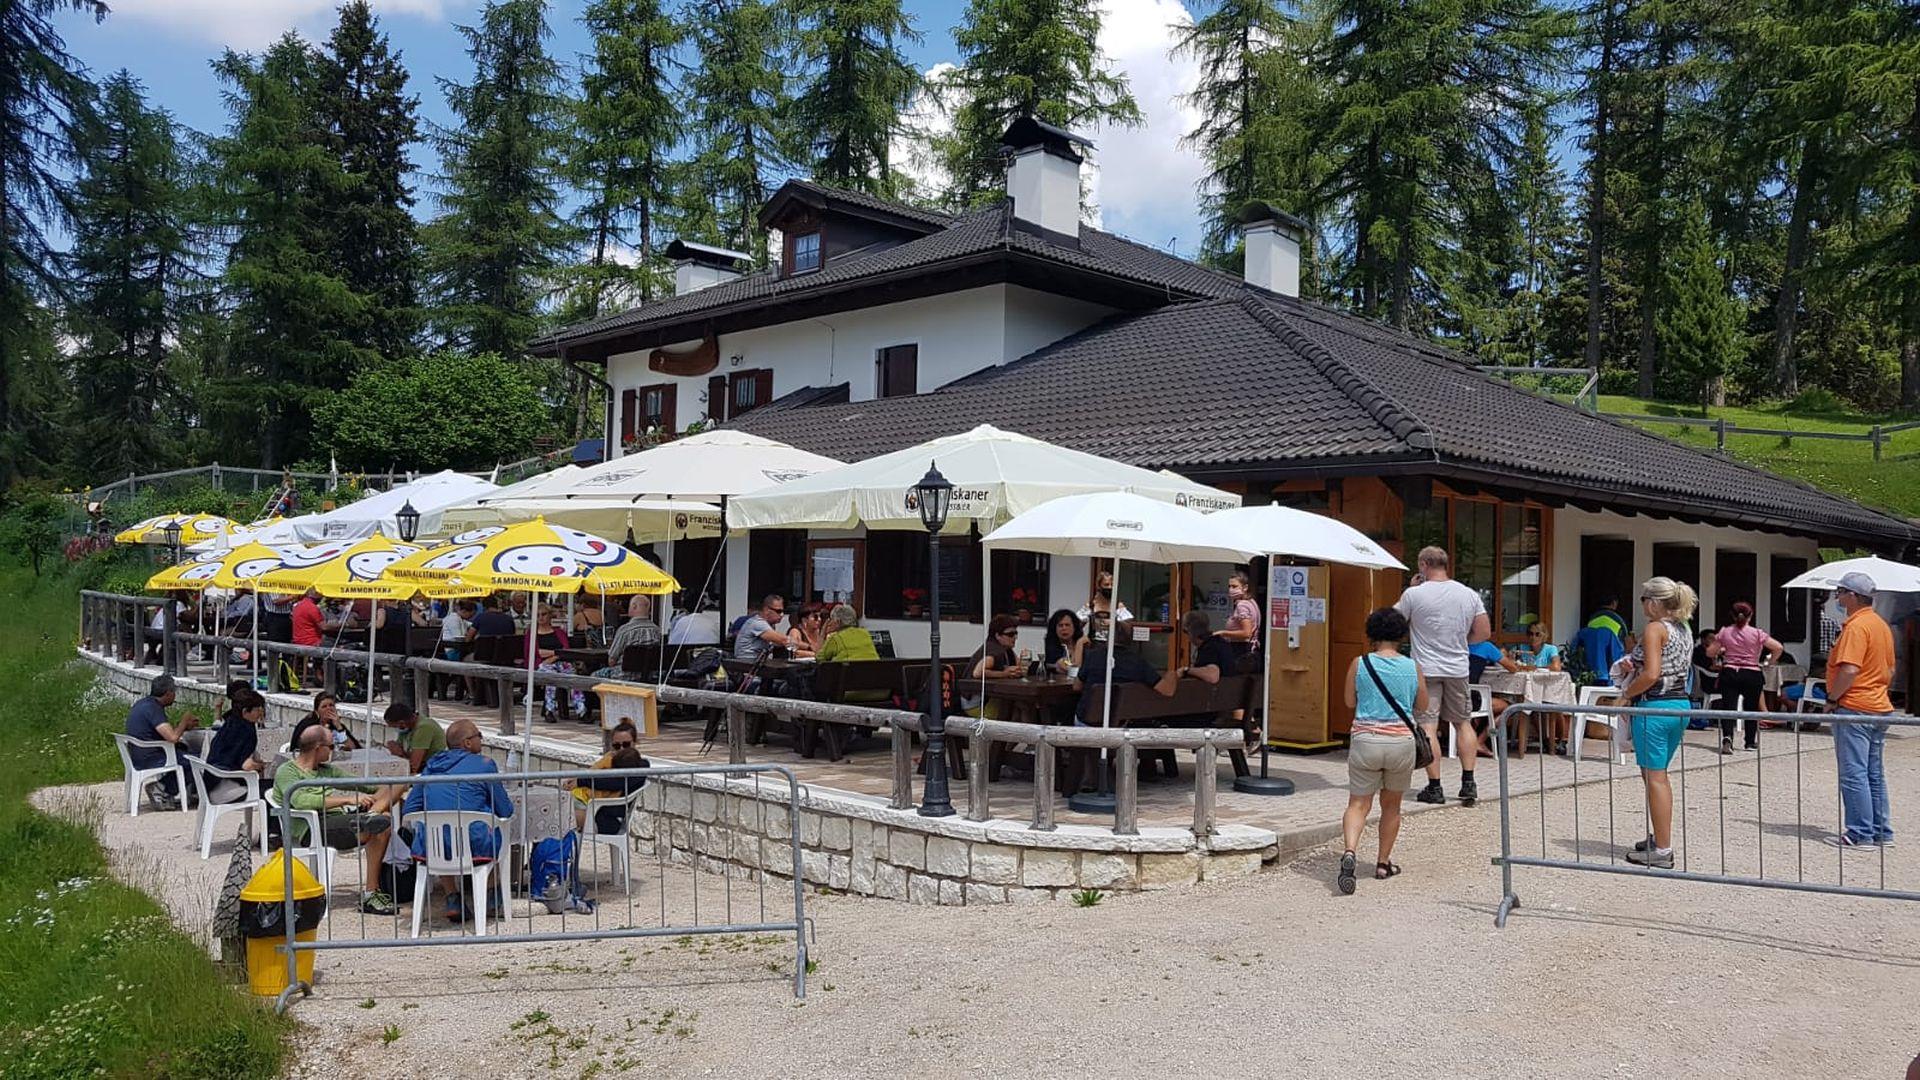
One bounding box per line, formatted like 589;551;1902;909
1584;0;1616;374
1771;137;1818;399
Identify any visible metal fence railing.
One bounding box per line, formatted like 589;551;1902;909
271;763;806;1014
1490;702;1917;928
74;450;575;506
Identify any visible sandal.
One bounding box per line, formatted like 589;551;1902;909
1374;862;1402;880
1336;850;1357;895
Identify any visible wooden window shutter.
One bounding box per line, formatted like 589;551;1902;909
753;369;773;410
707;375;726;421
620;389;637;442
655;385;677;433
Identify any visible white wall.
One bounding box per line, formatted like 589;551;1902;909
604;285;1116;447
1549;508;1823;652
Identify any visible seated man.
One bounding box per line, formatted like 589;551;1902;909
203;687;269;804
570;721;649;831
381;702;446;774
402;719;513;923
599;595;661;675
274;724;403;915
735;593;804;661
124;674;204;809
1071;612;1179;789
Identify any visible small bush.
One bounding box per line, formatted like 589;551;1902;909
1070;888;1103;908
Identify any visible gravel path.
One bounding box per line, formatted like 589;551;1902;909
41;736;1920;1080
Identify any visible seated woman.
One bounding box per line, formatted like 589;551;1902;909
789;605;827;655
1043;608;1086;676
572;602;607;648
203;687;270;803
570;721;648;831
533;608;587;722
816;605;891;705
959;614;1023;717
289;689;361;752
1518;622;1567;752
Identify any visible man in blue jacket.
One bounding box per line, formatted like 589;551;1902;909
402;719;513;922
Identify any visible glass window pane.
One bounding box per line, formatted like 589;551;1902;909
1499;505;1543;635
1451;500;1497;619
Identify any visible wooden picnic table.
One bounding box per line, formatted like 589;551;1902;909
555;646;608;670
981;675;1081;783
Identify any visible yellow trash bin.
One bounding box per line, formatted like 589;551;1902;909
239;850;327;997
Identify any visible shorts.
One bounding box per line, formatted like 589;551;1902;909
318;811;390;851
1631;699;1691;770
1416;676;1470;728
1348;732;1417;794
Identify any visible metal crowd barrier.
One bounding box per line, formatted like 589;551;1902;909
271;763;807;1013
1490;701;1917;928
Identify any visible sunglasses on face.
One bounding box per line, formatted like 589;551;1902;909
996;630;1017;638
611;739;635;749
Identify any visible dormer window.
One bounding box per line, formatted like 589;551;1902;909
791;230;822;274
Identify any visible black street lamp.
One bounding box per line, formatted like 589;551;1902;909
914;463;955;817
395;500;421;544
161;519;183;560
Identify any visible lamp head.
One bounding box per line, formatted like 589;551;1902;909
914;463;953;534
394;500;421;543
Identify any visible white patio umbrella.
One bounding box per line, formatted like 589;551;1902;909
250;470;499;545
1207;504;1407;794
1780;555;1920;593
725;424;1240;533
983;492;1261;810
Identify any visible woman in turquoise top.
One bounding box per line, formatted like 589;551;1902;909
1337;607;1429;895
1618;576;1698;869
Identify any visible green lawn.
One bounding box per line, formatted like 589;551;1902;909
0;568;286;1079
1594;394;1920;520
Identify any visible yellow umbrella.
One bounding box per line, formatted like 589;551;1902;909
386;519;678;596
386;520;677;761
145;541;301;689
116;512;242;546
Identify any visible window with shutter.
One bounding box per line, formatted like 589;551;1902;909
707;375;726;421
637;384;676;434
729;369;772;416
620;389;638;443
876;344;917;398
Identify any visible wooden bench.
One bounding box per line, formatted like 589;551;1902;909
803;658;911;759
1068;674;1257;791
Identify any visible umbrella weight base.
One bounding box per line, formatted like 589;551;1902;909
1066;791;1117;815
1231;774;1295;796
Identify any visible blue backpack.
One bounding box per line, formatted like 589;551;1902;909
529;833;594;915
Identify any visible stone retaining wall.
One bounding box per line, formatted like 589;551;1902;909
83;650;1281;905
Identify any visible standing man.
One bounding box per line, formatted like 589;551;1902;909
123;673;204;809
1395;547;1493;806
1825;571;1896;847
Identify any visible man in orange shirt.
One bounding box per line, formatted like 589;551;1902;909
1825;571;1896;847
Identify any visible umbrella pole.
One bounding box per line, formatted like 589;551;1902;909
1069;556;1123;815
1234;557;1294;796
366;619;375;781
251;599;260;690
524;592;538;767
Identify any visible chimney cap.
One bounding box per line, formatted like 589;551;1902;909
1232;200;1308;234
999;116;1094;163
664;238;751;269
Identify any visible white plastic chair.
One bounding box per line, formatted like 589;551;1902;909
113;734;187;816
405;810;510;939
265;788;336;894
1790;677;1827;714
579;788;645;894
187;758;270;860
1571;684;1629;765
1445;685;1494;759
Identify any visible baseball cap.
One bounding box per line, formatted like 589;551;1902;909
1836;571;1877;597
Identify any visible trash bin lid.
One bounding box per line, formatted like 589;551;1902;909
240;850;326;902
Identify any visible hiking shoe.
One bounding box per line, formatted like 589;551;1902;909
359;891;396;916
1631;836;1655;853
1625;846;1673;868
1823;834;1867;849
1742;742;1758;752
1457;779;1478;807
1336;851;1357;896
1719;737;1735;755
1415;780;1446;805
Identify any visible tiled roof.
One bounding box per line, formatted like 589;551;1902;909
763;179;954;230
729;291;1916;548
534;197;1241;352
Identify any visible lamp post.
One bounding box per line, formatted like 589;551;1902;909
914;463;955;818
394;500;421;544
161;519;183;561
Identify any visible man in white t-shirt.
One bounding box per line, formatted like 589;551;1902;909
1395;546;1492;806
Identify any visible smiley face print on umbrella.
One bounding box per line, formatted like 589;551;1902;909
386;518;677;596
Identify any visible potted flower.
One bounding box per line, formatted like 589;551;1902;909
902;586;928;618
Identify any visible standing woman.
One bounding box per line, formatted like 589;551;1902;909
1618;576;1697;868
1707;602;1782;754
1336;607;1428;894
1215;571;1263;661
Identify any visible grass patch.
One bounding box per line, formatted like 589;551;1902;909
0;568;287;1078
1595;394;1920;519
1070;888;1103;908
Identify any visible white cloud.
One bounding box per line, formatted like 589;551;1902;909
889;0;1205;255
105;0;450;50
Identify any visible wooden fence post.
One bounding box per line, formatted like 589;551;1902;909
1191;743;1218;838
413;665;433;718
1715;419;1728;451
1113;743;1139;836
1872;426;1884;461
726;704;747;765
496;677;514;734
1029;730;1057;832
966;730;990;822
890;725;914;810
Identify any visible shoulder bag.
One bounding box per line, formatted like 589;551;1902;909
1364;655;1434;769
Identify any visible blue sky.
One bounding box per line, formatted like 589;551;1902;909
60;0;1210;252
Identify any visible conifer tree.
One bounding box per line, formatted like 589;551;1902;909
63;72;201;478
787;0;921;196
684;0;794;255
939;0;1141;208
423;0;574;356
1658;204;1746;408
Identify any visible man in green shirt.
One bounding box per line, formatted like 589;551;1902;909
274;724;403;915
381;702;446;773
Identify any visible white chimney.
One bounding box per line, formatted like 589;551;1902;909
665;239;749;295
1001;117;1090;239
1239;204;1306;298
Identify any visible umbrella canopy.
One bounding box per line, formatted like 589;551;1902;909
539;429;841;502
1780;555;1920;593
184;515;286;554
145;541;300;592
981;491;1262;564
727;424;1241;533
386;519;679;596
116;513;241;546
249;470;498;545
254;535;481;600
1208;505;1405;570
435;496;724;543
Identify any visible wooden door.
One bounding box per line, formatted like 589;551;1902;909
1266;564;1336;748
